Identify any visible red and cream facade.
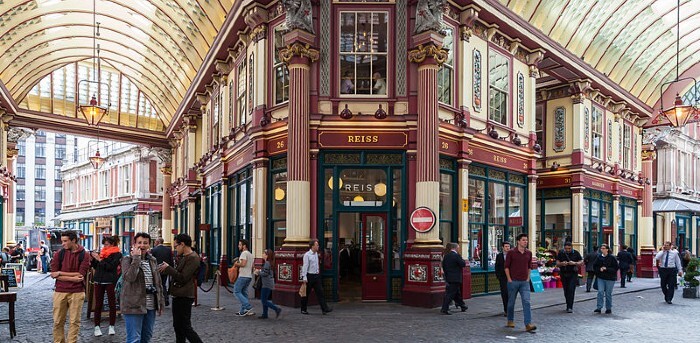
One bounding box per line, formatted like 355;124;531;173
163;1;653;307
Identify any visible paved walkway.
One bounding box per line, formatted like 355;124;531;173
0;271;696;343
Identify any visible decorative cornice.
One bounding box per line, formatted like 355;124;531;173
641;150;656;161
459;6;480;42
215;60;233;81
407;44;449;66
245;6;268;43
248;24;268;43
279;42;320;64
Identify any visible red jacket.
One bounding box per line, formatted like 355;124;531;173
50;246;91;293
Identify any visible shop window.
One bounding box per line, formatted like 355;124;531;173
591;106;603;160
391;169;402;271
439;171;454;245
206;185;221;264
270;163;288;250
334;168;388;206
540;198;571;251
339;11;389;96
273;24;289;104
437;27;454;105
488;49;509;125
230;168;253;257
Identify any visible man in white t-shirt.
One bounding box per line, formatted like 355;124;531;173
233;239;255;316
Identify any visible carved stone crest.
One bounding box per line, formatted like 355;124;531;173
414;0;446;34
281;0;314;34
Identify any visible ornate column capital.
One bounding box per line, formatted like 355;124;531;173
245;5;268;43
279;42;320;64
569;79;592;104
408;31;448;66
641;149;656;161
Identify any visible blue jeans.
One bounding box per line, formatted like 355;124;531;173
40;255;48;273
596;279;614;310
234;277;252;313
506;280;532;325
124;310;156;343
260;287;280;317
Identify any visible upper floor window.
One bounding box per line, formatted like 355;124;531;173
437;27;454;105
55;187;63;203
36;143;46;158
273;24;289;104
339;11;389;96
237;60;247;126
55;166;62;181
16;185;25;201
35;185;46;201
591;106;604;159
212;85;220;146
122;165;131;195
488;49;509;125
56;145;66;160
100;170;111;199
18;141;26;156
623;125;631;170
36;165;46;179
17;165;25;179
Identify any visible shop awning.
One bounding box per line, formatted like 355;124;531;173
652;198;700;213
53;204;136;222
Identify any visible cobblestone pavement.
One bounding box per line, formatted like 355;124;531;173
0;271;698;343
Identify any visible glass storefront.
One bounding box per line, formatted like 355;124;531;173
676;214;691;251
536;189;572;251
229;167;253;260
467;164;527;272
583;190;612;254
618;197;637;252
319;151;405;301
439;158;457;245
268;157;287;250
205;184;221;265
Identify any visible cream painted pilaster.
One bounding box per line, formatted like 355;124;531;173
612;196;620;254
252;162;267;256
571;190;585;253
528;175;538;251
458;160;470;255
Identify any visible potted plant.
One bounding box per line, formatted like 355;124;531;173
682;257;699;299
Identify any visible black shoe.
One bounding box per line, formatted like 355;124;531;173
322;308;333;315
566;308;573;313
594;309;601;313
502;311;508;317
666;300;673;304
440;310;452;315
620;286;626;288
257;316;268;319
586;290;591;292
275;308;282;319
605;309;612;314
460;306;468;312
301;310;310;315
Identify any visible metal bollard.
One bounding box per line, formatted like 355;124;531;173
211;270;225;311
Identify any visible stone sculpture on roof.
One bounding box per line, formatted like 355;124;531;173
414;0;446;34
281;0;315;34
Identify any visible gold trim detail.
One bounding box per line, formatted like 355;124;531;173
641;150;656;161
407;44;449;66
279;43;320;64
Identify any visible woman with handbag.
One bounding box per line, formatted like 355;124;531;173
90;235;122;337
592;244;618;314
254;249;282;319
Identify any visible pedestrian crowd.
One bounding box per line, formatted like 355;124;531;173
45;228;693;342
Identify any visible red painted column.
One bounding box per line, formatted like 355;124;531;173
638;149;657;278
274;29;320;307
402;31;449;308
161;165;172;243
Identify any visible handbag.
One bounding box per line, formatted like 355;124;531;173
253;275;262;291
228;265;239;284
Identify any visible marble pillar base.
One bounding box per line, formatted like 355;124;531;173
401;246;446;308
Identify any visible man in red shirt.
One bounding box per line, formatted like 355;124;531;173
504;233;536;332
50;231;91;343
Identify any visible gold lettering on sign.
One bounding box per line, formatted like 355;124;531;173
592;181;605;188
564;178;571;184
441;141;449;150
493;155;507;164
347;135;379;143
276;141;285;149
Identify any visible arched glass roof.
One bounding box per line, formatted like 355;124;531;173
500;0;700;107
0;0;236;130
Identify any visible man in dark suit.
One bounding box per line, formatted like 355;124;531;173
616;245;634;288
151;238;174;306
440;243;467;315
583;246;599;292
495;241;511;316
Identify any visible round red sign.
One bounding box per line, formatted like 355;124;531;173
410;207;436;233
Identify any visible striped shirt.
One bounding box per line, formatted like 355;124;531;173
140;260;155;310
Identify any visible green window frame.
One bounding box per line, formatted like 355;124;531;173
229;167;253;260
268;156;288;251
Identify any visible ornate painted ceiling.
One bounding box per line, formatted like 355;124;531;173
0;0;235;130
499;0;700;108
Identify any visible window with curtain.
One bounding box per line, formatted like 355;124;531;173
488;49;509;125
339;11;389;96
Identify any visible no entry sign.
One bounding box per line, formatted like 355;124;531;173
410;207;436;233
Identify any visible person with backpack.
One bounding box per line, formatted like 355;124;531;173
121;232;165;343
89;235;122;337
50;231;92;343
0;247;11;268
158;233;203;343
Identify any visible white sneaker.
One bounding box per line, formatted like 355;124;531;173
94;326;103;337
108;325;115;335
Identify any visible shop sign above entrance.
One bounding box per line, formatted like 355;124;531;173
410;207;436;233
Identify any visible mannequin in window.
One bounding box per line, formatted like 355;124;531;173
373;72;387;95
341;71;355;94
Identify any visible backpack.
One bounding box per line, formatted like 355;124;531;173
57;249;86;270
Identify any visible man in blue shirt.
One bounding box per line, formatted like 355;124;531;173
655;241;683;304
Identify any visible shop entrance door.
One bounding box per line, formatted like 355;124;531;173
361;213;387;301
